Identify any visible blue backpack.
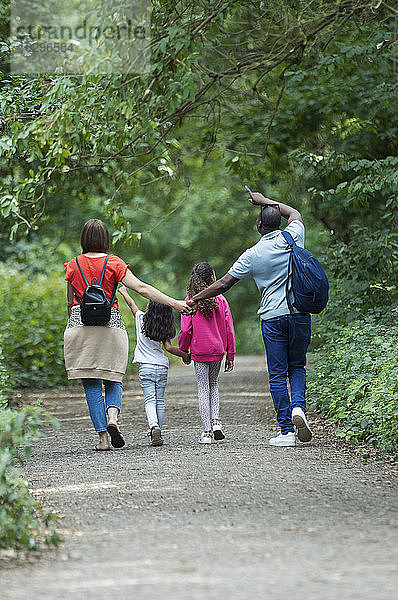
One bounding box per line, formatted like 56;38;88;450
281;231;329;314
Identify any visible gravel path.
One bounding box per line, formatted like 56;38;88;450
1;356;397;599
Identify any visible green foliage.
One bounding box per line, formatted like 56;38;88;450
0;338;61;550
0;381;61;549
0;338;10;409
311;229;398;346
0;1;387;238
308;311;398;454
0;265;67;388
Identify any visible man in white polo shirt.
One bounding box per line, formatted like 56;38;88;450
188;191;312;447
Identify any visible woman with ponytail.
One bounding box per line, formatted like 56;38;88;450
179;262;236;444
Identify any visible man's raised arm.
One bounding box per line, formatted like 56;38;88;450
188;273;238;304
249;192;303;225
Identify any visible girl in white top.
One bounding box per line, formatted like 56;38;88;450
119;285;190;446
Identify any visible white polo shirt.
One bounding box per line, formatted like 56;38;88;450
228;220;305;321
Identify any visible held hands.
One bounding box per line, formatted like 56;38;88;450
224;359;234;372
186;299;198;310
174;300;195;315
182;352;191;365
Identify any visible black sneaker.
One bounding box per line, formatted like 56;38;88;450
150;426;163;447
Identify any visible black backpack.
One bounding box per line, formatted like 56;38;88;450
74;255;117;325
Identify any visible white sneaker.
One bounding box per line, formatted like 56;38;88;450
212;421;225;441
269;432;296;447
199;431;213;444
292;407;312;442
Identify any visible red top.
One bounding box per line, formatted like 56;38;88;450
64;254;130;309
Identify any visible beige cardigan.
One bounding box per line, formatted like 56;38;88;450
64;324;128;383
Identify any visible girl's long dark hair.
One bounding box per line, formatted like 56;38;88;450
187;262;218;319
142;301;176;342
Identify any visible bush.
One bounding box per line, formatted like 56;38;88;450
308;310;398;454
311;228;398;347
0;405;61;549
0;338;61;550
0;265;67;388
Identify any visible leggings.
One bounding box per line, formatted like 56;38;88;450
194;360;222;431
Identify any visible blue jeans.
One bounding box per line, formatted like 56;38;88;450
138;364;168;429
81;379;123;432
261;314;311;434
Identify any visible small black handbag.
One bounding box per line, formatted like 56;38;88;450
75;255;117;325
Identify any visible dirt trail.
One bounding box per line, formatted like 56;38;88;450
1;356;397;600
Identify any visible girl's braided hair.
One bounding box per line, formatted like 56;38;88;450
142;301;176;342
187;262;218;319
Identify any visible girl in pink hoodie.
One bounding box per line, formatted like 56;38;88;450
179;262;236;444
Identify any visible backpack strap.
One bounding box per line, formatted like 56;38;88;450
98;255;109;286
281;230;295;247
109;282;118;307
74;256;89;304
75;256;89;287
98;255;118;307
285;253;294;315
281;231;294;314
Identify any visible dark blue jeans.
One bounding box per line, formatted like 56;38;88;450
261;314;311;434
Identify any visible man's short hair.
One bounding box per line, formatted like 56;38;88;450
258;206;281;231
